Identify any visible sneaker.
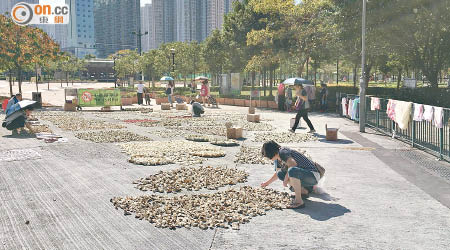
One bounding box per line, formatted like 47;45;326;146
288;129;295;133
308;129;316;133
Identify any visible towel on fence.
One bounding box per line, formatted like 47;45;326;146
342;98;347;116
354;98;360;121
394;101;412;130
433;107;443;129
423;105;434;121
371;97;381;110
413;103;424;122
386;99;396;121
351;98;360;120
348;99;353;118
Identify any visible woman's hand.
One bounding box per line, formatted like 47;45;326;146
261;182;269;188
283;172;289;187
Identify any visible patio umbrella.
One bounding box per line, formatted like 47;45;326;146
283;78;314;86
194;76;209;81
160;76;174;81
5;100;38;117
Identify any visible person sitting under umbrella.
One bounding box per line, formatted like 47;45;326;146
190;100;205;117
2;93;35;135
5;93;22;116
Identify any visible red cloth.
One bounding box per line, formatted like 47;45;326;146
2;99;8;111
387;99;396;121
277;83;285;96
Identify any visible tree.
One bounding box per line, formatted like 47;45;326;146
202;30;228;85
0;14;60;94
383;0;450;88
112;50;141;81
140;49;166;88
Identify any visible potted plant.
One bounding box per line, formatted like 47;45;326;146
234;98;245;106
268;100;278;109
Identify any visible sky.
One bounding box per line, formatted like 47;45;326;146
141;0;302;7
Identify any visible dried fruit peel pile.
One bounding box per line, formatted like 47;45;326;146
75;130;151;143
253;132;318;143
234;146;272;165
120;140;225;166
37;112;124;131
134;166;248;193
111;186;291;230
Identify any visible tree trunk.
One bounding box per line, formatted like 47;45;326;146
269;69;273;97
9;70;13;96
353;64;357;89
396;69;402;90
17;66;22;94
306;58;309;80
184;77;186;88
263;70;266;97
251;71;255;90
151;77;155;88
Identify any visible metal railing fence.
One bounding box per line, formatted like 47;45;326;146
339;93;449;161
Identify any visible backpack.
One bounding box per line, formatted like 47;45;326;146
165;87;171;95
314;162;326;179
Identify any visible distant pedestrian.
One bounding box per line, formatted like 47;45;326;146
144;87;151;105
285;86;293;112
166;81;174;107
289;83;315;133
200;80;209;106
277;82;286;111
319;83;328;112
136;81;144;105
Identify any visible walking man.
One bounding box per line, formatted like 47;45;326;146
136;81;144;105
289;83;315;133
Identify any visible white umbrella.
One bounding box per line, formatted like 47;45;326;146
283;78;314;86
194;76;209;81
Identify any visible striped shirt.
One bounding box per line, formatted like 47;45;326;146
279;147;318;173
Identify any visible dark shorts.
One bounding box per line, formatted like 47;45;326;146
277;167;318;192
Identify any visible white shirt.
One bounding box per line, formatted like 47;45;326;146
137;84;144;93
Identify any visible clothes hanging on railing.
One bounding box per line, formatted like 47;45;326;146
341;97;348;116
348;99;353;118
413;103;424;122
352;98;360;121
387;99;396;121
433;107;443;129
394;101;412;130
423;105;434;122
371;97;380;110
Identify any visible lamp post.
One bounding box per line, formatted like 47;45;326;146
359;0;367;133
131;30;148;80
113;56;117;88
170;48;175;74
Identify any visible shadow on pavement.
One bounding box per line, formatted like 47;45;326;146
294;200;351;221
2;133;36;139
316;134;354;144
310;192;340;201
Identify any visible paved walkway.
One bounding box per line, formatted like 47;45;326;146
0;90;450;249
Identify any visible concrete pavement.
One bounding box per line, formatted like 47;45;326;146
0;93;450;249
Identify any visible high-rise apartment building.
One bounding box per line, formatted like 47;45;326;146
176;0;202;42
94;0;140;58
139;0;239;52
140;4;153;52
64;0;97;58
